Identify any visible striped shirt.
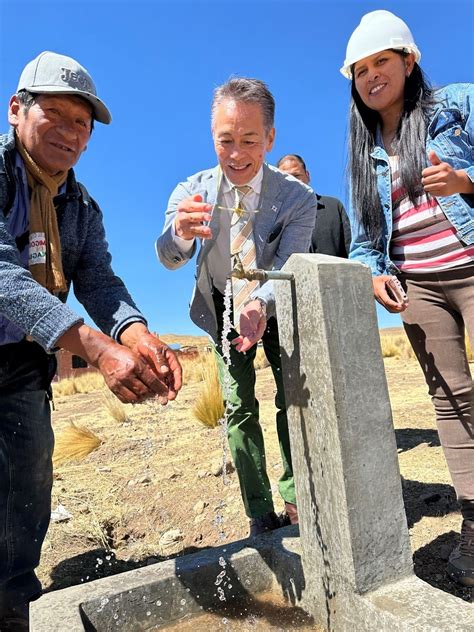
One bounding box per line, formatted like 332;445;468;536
389;156;474;273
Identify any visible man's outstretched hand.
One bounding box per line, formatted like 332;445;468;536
119;324;182;404
57;323;182;405
232;299;267;353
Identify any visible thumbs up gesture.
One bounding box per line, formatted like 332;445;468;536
421;151;473;196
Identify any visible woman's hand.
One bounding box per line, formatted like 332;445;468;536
373;275;408;313
422;151;474;196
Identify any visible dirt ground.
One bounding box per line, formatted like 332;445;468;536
39;342;474;608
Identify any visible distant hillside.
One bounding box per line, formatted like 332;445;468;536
160;333;209;349
161;328;405;348
379;327;405;337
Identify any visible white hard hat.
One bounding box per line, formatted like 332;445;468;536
340;10;421;79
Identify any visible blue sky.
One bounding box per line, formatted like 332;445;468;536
1;0;472;335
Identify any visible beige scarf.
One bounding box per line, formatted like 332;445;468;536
16;135;68;294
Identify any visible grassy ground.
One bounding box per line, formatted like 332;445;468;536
41;330;473;607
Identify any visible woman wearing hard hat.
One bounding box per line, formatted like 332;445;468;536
343;10;474;587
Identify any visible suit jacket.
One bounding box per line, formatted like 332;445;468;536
156;163;318;341
310;194;351;258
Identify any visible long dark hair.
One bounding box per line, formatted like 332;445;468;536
348;54;433;246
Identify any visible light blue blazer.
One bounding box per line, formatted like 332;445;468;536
156;163;318;341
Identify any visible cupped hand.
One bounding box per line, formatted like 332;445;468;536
96;343;170;404
174;194;213;240
133;333;183;404
373;275;407;313
232;300;267;353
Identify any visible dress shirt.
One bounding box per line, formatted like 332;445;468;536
172;167;263;294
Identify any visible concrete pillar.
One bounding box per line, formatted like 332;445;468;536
276;254;414;626
275;254;473;630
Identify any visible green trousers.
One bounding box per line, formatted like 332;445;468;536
213;290;296;518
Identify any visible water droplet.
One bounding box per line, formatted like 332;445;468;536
146;611;151;616
156;600;162;606
96;596;110;613
180;599;186;605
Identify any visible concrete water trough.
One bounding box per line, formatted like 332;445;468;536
31;526;305;631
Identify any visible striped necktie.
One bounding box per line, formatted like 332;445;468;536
230;185;259;328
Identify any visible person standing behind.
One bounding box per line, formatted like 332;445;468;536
0;51;182;630
276;154;351;257
156;78;318;537
342;10;474;586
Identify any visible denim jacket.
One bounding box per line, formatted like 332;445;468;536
348;83;474;275
0;129;146;351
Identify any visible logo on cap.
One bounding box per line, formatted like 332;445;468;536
60;67;93;94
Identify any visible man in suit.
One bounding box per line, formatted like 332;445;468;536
156;78;318;535
276;154;351;257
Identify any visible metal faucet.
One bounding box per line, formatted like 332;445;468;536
230;257;294;282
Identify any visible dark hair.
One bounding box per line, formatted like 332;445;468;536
16;89;95;133
348;54;433;245
276;154;307;171
211;77;275;133
16;90;37;112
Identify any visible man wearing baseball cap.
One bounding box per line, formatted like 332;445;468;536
0;51;182;630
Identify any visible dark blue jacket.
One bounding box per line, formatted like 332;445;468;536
0;129;146;351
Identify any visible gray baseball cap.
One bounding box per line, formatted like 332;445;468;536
17;51;112;124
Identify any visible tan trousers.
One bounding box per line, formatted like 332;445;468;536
400;264;474;520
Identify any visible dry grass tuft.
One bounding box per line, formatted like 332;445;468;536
74;372;105;393
53;378;77;397
180;351;216;385
53;372;104;398
254;346;270;370
53;421;102;467
181;346;270;385
380;333;415;360
381;331;473;362
466;335;473;362
102;389;130;424
192;355;225;428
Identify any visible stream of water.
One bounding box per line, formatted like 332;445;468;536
211;278;237;598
